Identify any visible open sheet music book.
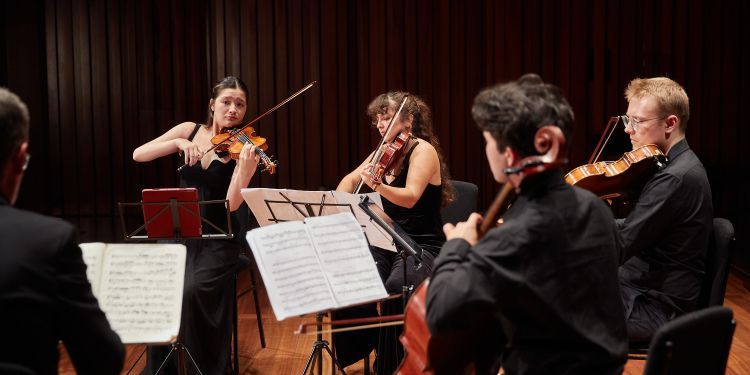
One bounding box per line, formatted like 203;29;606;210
241;188;397;252
246;212;388;321
79;243;186;344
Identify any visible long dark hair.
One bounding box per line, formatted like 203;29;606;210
367;91;455;207
205;76;249;128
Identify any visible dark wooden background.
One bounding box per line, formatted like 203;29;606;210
2;0;747;268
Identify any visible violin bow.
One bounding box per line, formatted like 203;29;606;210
353;95;409;194
177;80;317;171
588;116;623;164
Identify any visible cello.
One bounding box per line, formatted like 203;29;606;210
396;126;567;375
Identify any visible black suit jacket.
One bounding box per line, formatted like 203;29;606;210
0;196;124;375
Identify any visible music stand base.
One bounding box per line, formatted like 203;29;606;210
155;342;203;375
301;313;347;375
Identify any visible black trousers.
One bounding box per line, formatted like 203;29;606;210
143;240;241;375
332;246;435;374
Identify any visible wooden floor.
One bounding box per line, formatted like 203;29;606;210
58;266;750;374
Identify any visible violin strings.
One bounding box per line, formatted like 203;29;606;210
236;131;274;166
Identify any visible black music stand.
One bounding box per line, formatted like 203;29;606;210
259;193;350;375
117;195;234;375
118;199;233;241
357;196;425;309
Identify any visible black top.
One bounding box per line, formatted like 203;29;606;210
381;141;446;254
426;170;628;375
0;195;124;375
618;139;713;314
178;123;239;237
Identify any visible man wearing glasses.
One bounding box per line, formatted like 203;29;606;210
616;77;713;343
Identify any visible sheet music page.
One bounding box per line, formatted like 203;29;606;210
331;191;397;252
246;221;336;320
305;213;388;307
79;242;106;298
96;244;186;344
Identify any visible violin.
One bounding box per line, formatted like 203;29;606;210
176;80;316;172
354;95;410;193
565;143;666;200
211;126;277;174
396;126;567;375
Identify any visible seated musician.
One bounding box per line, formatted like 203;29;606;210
0;87;125;374
616;77;713;342
334;92;454;373
426;74;628;374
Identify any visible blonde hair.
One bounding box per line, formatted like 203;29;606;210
625;77;690;131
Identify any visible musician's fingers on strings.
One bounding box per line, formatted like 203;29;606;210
360;163;378;187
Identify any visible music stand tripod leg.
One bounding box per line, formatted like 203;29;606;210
153;342;204;375
300;312;347;375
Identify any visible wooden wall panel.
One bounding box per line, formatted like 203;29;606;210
2;0;748;266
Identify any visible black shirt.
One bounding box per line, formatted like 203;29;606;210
426;170;627;375
618;139;713;315
381;141;446;255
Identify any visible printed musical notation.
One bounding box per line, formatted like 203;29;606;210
246;213;387;320
80;243;186;344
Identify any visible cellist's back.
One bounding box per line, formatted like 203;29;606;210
424;170;629;375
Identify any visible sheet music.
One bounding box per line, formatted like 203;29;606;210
79;242;106;299
246;221;337;320
241;188;396;251
331;191;396;251
96;244;186;344
306;213;388;306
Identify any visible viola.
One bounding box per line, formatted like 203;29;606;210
211;126;277;174
396;126;567;375
354;95;410;193
565;144;666;201
370;131;411;184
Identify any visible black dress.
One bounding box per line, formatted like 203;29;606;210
145;124;243;375
334;141;446;374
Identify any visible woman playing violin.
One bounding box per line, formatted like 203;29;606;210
132;76;259;374
424;74;627;374
334;92;454;373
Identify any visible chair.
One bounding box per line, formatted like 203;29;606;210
0;363;35;375
643;306;736;375
629;217;735;360
441;180;479;225
698;218;736;308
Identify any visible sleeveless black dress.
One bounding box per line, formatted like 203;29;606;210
145;124;243;375
334;141;445;374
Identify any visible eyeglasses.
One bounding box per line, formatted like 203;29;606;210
621;115;667;132
22;153;30;171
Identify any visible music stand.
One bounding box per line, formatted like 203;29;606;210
118;199;233;241
243;189;372;375
357;196;425;308
117;189;236;375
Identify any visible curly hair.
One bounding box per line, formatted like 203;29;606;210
366;91;455;207
472;73;573;157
